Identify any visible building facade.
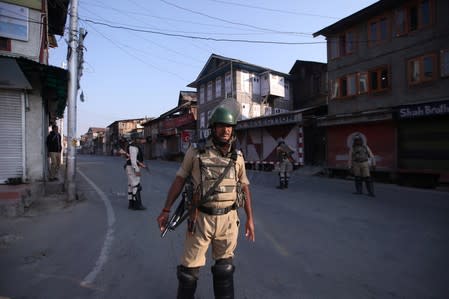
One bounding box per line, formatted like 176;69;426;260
314;0;449;185
143;91;197;161
0;0;69;184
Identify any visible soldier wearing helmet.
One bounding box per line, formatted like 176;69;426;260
276;139;295;189
124;133;147;210
157;100;255;299
348;133;376;197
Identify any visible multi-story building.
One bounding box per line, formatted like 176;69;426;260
0;0;69;184
143;91;196;160
289;60;328;166
106;118;147;155
80;127;105;155
314;0;449;186
188;54;300;167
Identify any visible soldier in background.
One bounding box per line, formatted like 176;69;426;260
122;134;147;210
348;134;376;197
276;140;294;189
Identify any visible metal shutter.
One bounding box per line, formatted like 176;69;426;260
0;90;23;183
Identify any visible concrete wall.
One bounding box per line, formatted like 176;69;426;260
25;90;45;182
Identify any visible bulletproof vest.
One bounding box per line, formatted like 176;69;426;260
277;144;291;161
352;145;369;162
127;143;144;164
198;145;240;204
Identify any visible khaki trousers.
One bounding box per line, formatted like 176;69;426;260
181;209;239;268
352;161;371;177
49;152;61;179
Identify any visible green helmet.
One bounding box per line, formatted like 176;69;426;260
209;106;237;127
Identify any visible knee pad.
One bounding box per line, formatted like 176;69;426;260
177;265;199;282
212;258;235;278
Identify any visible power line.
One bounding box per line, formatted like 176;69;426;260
80;18;324;45
207;0;339;19
159;0;311;36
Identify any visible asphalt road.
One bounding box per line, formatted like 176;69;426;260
1;155;448;299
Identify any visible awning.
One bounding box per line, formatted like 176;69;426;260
0;55;68;119
15;56;69;119
0;57;32;89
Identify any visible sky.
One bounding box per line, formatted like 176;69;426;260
48;0;378;137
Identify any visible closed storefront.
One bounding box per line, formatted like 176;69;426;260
326;121;396;171
0;90;24;183
397;100;449;183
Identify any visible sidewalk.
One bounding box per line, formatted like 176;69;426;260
0;171;65;218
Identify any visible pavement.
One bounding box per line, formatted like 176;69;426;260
0;169;65;218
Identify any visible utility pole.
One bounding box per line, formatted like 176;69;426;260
66;0;79;202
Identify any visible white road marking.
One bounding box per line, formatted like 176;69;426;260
78;169;116;287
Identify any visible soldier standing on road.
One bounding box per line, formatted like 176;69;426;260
123;134;147;210
348;134;376;197
46;124;62;181
276;140;294;189
157;100;255;299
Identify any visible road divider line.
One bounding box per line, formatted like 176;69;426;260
78;169;116;287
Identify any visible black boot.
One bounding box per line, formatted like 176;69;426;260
212;260;235;299
128;199;134;209
284;178;289;189
365;177;375;197
133;190;146;210
177;265;198;299
277;176;285;189
353;177;363;194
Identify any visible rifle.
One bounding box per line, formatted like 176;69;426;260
118;148;149;174
161;184;192;238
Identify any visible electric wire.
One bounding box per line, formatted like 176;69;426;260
159;0;311;36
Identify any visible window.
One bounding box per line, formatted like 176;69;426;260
207;81;213;102
347;74;357;96
369;66;390;92
441;49;449;77
329;36;339;60
408;53;437;84
330;80;339;99
328;30;356;59
215;77;222;97
345;31;356;54
368;16;390;46
200;112;205;129
331;67;390;99
394;0;434;35
225;72;232;96
0;37;11;51
358;72;368;94
394;8;407;36
199;86;205;104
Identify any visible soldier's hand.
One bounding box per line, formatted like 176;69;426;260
157;212;169;232
245;219;255;242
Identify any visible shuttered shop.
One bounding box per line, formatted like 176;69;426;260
0;90;24;183
398;116;449;173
